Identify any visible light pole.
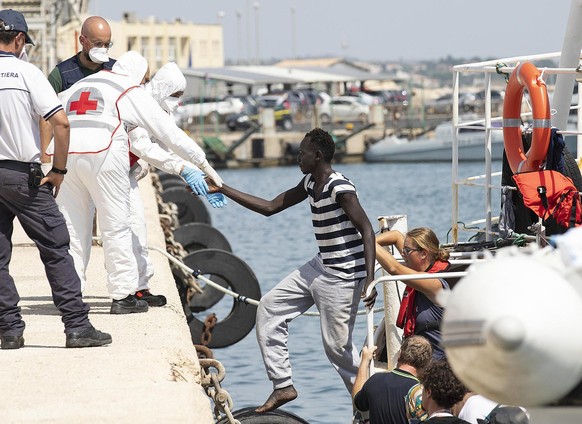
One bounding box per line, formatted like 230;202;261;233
254;1;260;65
246;0;252;65
291;5;296;59
236;10;242;65
340;35;349;58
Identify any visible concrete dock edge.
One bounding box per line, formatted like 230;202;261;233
0;174;214;423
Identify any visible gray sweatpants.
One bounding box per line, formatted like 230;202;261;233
256;254;363;393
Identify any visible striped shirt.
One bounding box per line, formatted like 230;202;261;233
303;172;366;280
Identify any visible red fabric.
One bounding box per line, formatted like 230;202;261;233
513;170;581;229
396;260;450;337
129;152;139;167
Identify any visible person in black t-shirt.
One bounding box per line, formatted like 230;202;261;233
353;335;433;424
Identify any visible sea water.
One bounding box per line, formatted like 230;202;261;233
200;161;502;424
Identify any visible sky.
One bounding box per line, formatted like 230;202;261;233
91;0;573;63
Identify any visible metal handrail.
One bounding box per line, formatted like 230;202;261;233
451;51;582;244
149;245;385;317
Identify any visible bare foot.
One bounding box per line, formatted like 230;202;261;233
255;385;298;413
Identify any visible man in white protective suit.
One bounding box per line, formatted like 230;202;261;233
52;51;223;314
127;61;227;307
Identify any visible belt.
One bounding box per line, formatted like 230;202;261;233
0;160;40;172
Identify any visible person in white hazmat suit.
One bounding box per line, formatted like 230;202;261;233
51;51;223;314
127;61;227;307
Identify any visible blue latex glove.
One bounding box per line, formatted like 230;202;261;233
180;165;208;195
206;192;228;208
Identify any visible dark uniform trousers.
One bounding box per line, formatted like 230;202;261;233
0;160;91;336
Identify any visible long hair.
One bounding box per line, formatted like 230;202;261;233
406;227;449;262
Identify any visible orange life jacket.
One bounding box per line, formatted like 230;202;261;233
512;170;582;230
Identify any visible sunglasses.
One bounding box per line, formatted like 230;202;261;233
402;246;420;256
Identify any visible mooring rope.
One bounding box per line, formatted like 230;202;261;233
148;245;384;317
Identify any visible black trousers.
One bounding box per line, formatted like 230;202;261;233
0;161;91;336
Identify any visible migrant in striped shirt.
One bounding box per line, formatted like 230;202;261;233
303;171;366;280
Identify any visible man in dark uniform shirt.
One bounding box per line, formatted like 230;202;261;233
48;15;115;92
0;9;111;349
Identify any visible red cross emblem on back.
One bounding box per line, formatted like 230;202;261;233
70;91;98;115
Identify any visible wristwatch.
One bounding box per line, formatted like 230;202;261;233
50;166;68;175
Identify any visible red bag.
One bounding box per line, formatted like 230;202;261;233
512;170;582;229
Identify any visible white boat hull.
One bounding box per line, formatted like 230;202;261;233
365;132;578;163
365;134;506;162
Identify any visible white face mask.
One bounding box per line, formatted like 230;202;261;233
88;47;109;64
18;46;28;62
162;97;181;113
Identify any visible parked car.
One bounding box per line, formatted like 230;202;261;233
262;91;309;116
383;89;409;107
471;89;505;112
174;95;244;127
294;88;320;105
425;93;454;115
317;91;331;106
425;90;505;115
345;91;382;106
319;96;370;124
226;97;293;131
363;89;409;108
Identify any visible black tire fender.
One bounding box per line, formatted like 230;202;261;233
216;407;309;424
160;177;186;191
172;222;232;253
181;249;261;348
154;172;185;190
161;186;211;225
156;171;181;183
172;223;232;312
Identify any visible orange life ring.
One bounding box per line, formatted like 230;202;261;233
502;62;551;173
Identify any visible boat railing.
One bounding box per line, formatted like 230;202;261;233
450;51;582;244
374;257;485;275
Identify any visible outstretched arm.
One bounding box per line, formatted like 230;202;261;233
129;127;184;175
215;179;307;216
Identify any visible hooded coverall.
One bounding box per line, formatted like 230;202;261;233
52;51;207;299
127;62;202;291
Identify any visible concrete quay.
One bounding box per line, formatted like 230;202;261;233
0;175;214;423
